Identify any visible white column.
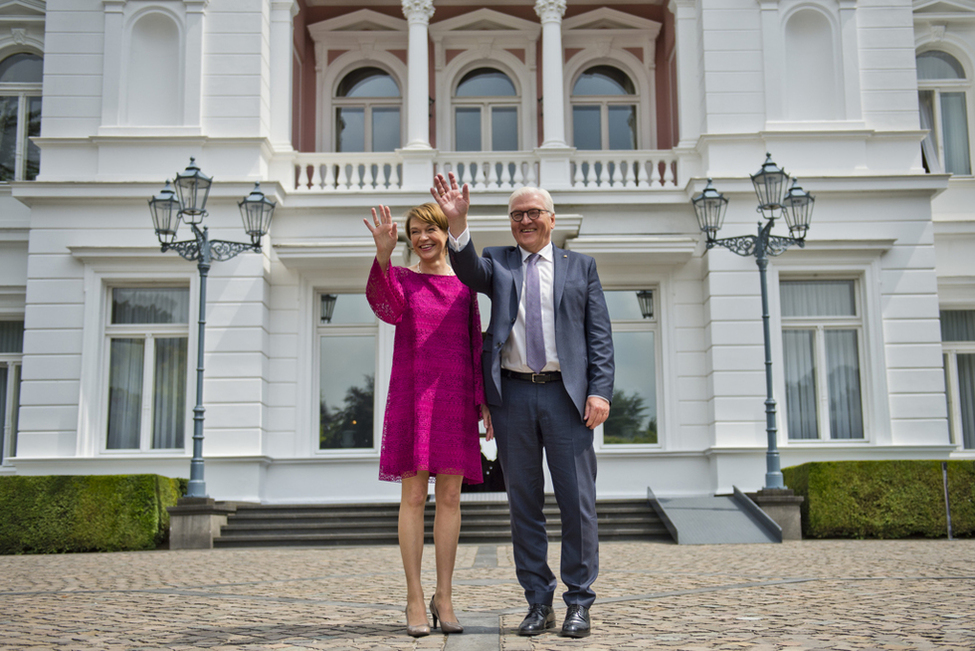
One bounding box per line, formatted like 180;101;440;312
402;0;434;149
269;0;297;149
534;0;567;148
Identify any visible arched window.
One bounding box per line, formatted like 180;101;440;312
571;65;638;150
0;52;42;181
918;51;971;175
334;67;401;152
453;67;518;151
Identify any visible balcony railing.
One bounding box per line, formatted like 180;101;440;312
292;150;680;193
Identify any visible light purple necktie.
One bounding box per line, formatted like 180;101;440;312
525;253;546;373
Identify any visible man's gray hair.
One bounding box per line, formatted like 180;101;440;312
508;186;554;215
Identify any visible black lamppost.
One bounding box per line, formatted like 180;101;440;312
148;158;276;498
691;153;814;490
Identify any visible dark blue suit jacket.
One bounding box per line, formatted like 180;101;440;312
450;239;615;420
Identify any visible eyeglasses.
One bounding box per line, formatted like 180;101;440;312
509;209;551;223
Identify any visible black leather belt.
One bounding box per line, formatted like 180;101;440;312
502;369;562;384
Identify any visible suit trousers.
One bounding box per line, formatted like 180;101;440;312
494;375;599;608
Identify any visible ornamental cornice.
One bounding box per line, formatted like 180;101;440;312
534;0;566;23
401;0;434;24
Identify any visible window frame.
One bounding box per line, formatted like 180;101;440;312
940;309;975;450
451;66;520;153
569;65;640;151
0;346;21;464
332;66;404;153
314;291;382;456
779;277;868;441
917;49;974;177
102;285;191;454
0;52;42;182
595;288;662;451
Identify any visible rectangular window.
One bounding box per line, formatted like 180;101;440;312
941;309;975;449
601;290;658;445
335;107;365;153
781;280;864;440
572;105;601;150
608;105;637;150
318;293;377;450
105;288;189;451
371;107;400;152
0;320;24;464
491;107;518;151
0;94;41;182
455;107;481;151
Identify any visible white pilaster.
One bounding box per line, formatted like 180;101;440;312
100;0;125;128
670;0;704;148
535;0;567;148
269;1;297;149
184;0;208;129
402;0;434;150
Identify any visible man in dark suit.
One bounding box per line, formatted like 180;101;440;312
432;172;614;638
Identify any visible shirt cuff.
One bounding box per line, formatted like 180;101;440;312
448;227;470;251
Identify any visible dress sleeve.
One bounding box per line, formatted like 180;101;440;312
469;287;486;408
366;259;407;325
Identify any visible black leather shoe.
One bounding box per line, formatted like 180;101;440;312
517;604;555;636
559;604;591;638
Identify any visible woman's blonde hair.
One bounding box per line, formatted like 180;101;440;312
405;202;449;245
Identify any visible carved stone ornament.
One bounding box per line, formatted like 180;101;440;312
11;28;27;45
402;0;435;23
534;0;567;23
931;24;947;42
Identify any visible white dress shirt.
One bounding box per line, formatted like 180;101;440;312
449;228;560;373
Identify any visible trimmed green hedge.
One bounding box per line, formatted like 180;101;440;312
0;474;187;554
783;460;975;539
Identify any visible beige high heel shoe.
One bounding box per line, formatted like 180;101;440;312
429;596;464;634
405;606;430;637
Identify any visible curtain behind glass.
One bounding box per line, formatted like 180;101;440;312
0;321;24;353
780;280;855;317
826;329;864;439
152;337;187;449
26;96;40;180
918;91;943;173
112;288;189;324
0;366;6;463
0;96;17;181
941;310;975;341
958;354;975;449
107;338;144;449
941;92;972;175
783;329;818;439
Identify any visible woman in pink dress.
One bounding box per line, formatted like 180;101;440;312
365;202;493;637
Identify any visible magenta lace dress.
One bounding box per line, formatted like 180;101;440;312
367;260;486;484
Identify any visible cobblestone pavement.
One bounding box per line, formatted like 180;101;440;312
1;539;973;650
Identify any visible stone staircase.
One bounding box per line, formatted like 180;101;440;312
213;497;671;548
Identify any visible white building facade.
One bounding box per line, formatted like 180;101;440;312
0;0;971;503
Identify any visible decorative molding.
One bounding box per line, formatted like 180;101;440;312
534;0;566;23
401;0;434;24
10;27;26;44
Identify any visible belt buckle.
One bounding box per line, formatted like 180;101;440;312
530;373;545;384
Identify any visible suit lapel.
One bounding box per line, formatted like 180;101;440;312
553;244;567;312
508;246;524;304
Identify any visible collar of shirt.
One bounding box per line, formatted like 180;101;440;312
519;242;554;265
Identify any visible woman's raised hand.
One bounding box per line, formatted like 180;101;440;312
431;172;470;234
364;205;397;269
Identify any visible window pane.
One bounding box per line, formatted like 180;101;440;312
916;51;965;81
491;107;518;151
941;310;975;341
826;329;863;439
455;107;481;151
941;92;971;175
780;280;856;317
608;105;637;150
957;353;975;449
336;107;364;153
0;321;24;353
320;335;374;449
783;329;819;439
456;68;516;97
112;288;189;325
107;338;144;449
573;105;601;150
25;97;40;181
603;331;656;444
573;65;636;96
0;365;6;464
337;67;400;98
372;107;400;152
604;291;647;321
324;293;375;325
152;337;186;449
0;97;17;182
0;53;43;83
